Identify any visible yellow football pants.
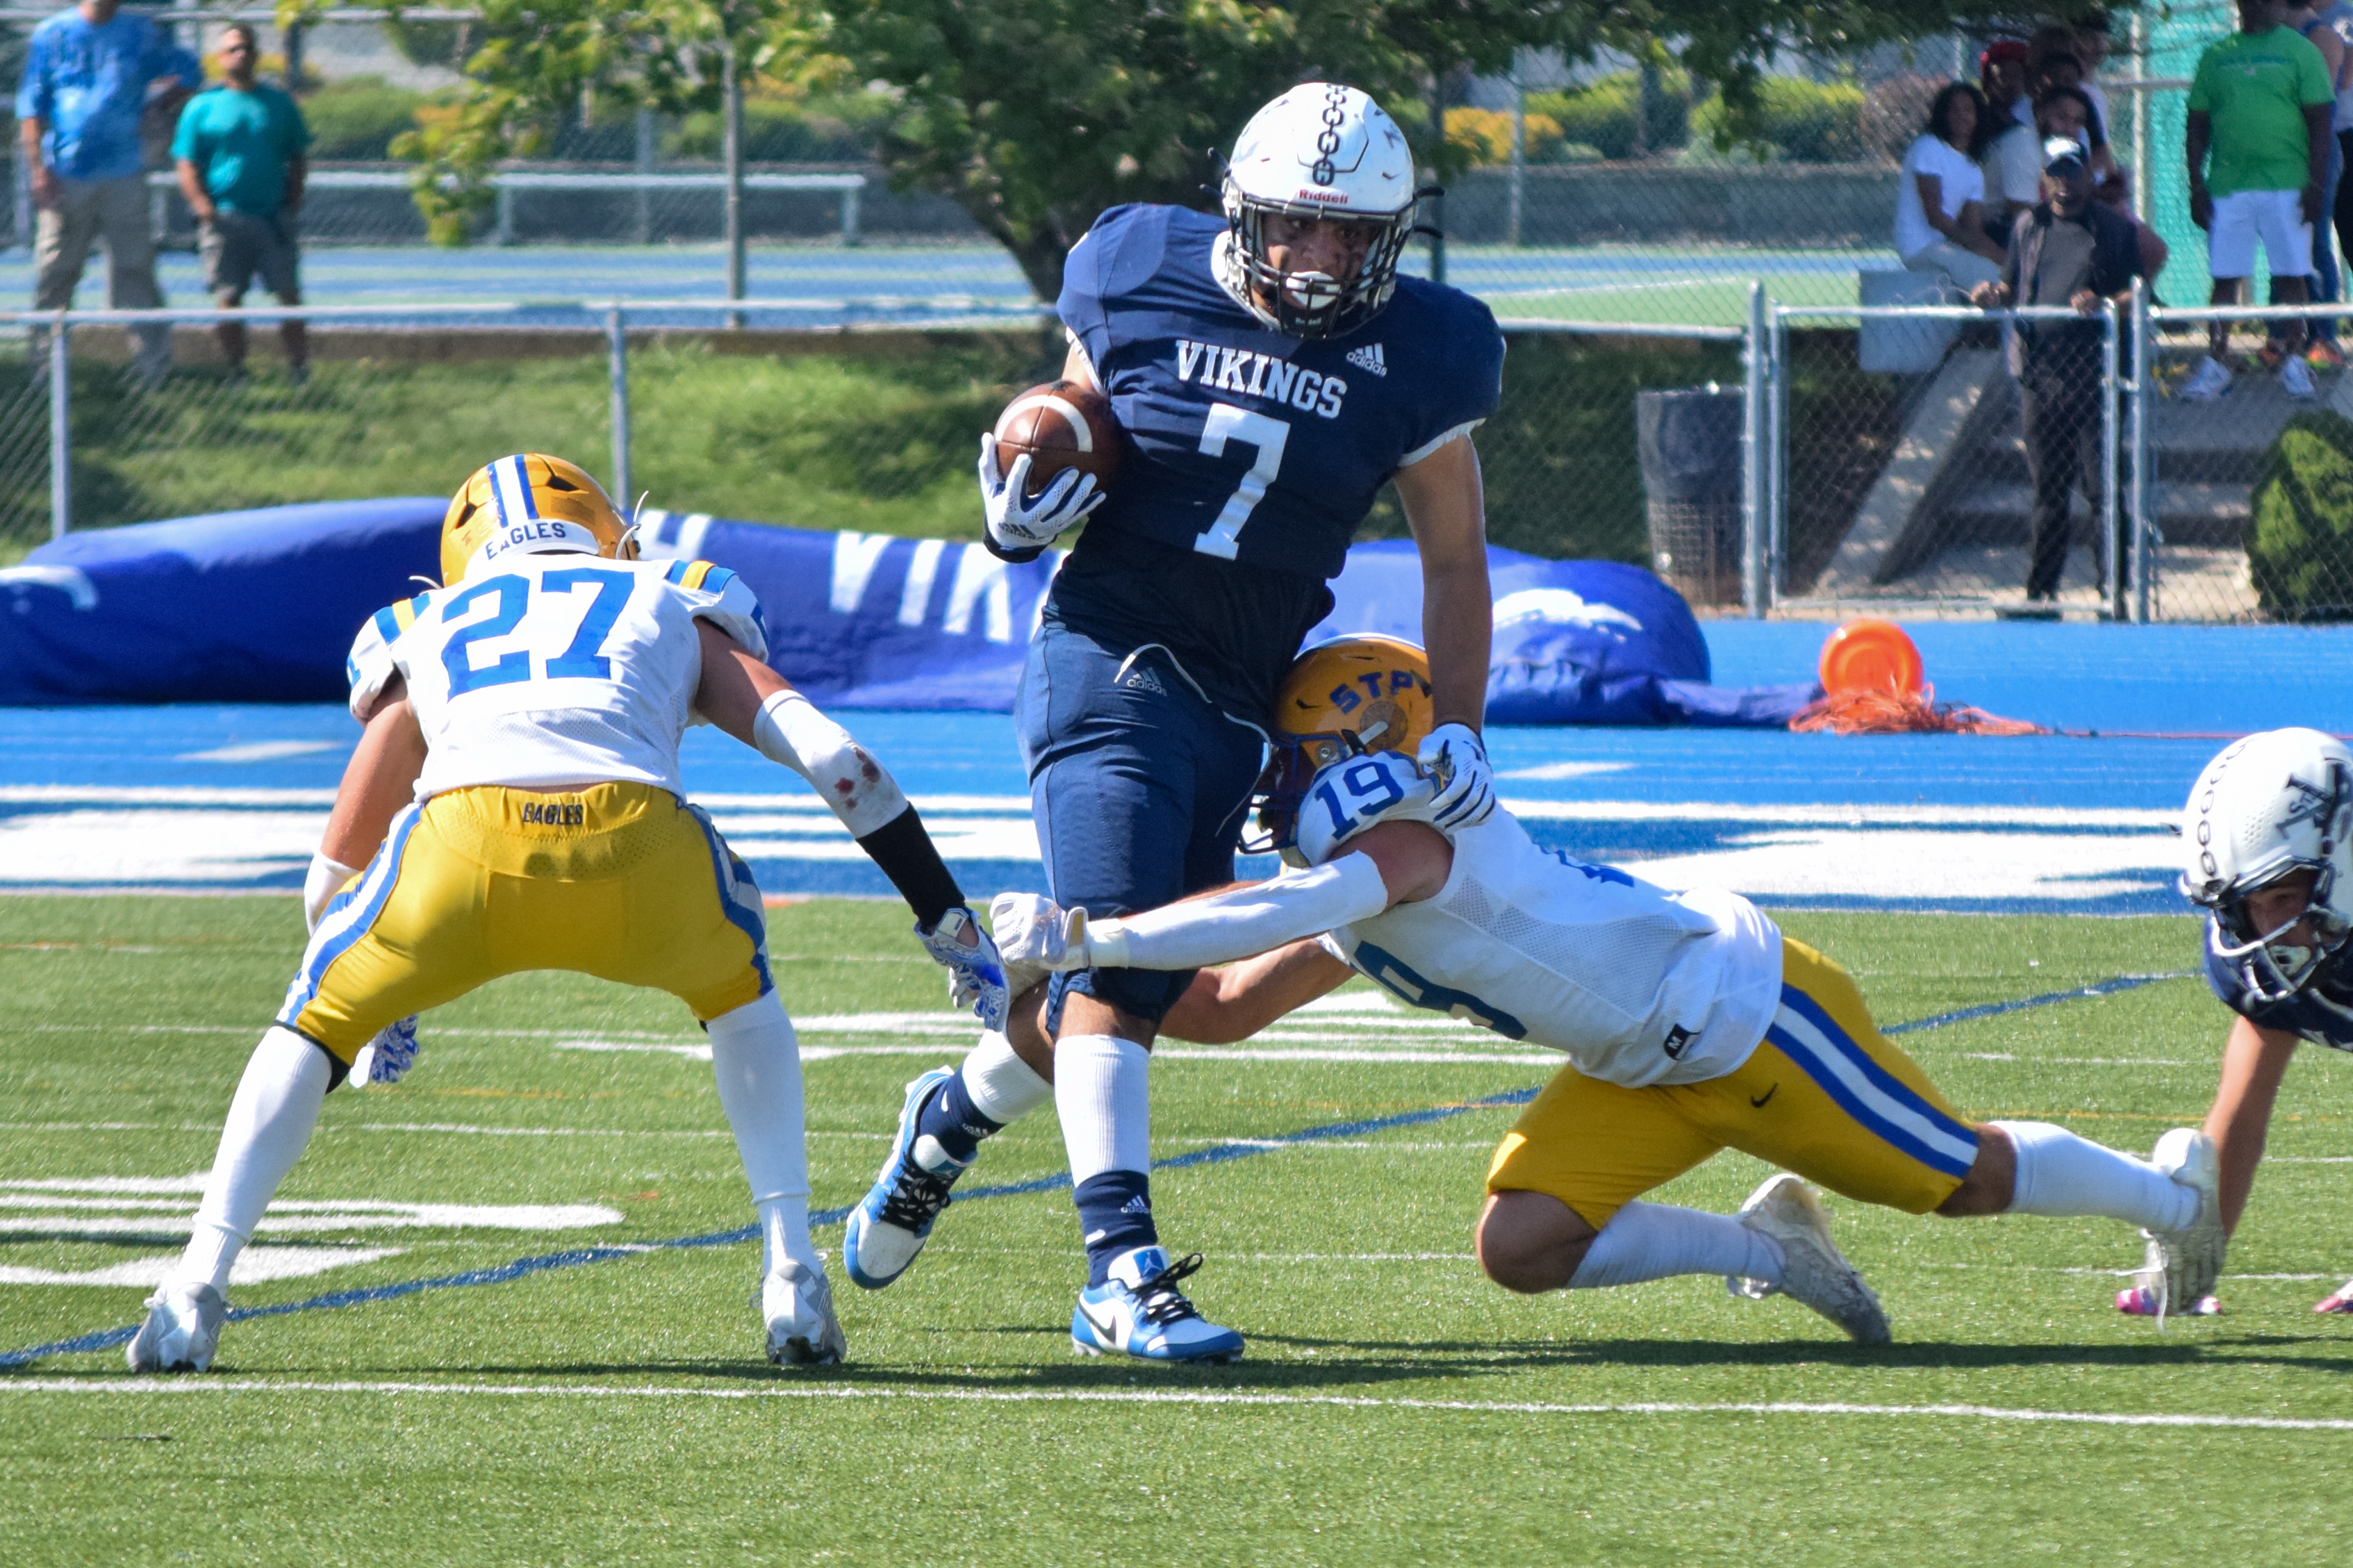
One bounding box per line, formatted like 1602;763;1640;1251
277;782;771;1062
1487;937;1979;1228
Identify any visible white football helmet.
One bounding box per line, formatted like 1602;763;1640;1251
1220;82;1419;339
2180;727;2353;1002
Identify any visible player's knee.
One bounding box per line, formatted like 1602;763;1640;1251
1934;1123;2016;1218
1476;1192;1588;1294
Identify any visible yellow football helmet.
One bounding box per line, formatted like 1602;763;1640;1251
1249;634;1435;854
440;453;636;586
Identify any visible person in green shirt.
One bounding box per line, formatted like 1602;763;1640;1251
171;24;309;383
2183;0;2336;399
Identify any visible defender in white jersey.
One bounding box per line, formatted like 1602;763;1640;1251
983;636;2234;1339
128;453;1009;1376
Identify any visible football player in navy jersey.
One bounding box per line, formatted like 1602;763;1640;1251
2117;728;2353;1318
841;82;1506;1362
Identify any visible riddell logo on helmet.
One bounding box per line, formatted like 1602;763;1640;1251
1292;188;1352;203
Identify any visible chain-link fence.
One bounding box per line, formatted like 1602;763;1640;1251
10;295;2351;626
0;308;1745;577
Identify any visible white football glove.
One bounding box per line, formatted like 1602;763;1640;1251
988;891;1097;972
918;905;1011;1031
979;432;1104;552
350;1015;420;1087
1417;723;1497;831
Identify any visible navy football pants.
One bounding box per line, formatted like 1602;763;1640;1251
1018;621;1269;1028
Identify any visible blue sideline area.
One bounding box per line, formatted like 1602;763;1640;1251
0;617;2343;914
0;967;2185;1372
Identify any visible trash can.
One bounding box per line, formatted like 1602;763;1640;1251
1636;385;1743;606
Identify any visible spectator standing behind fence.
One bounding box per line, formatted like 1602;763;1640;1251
14;0;202;389
2040;85;2170;277
2182;0;2334;402
172;24;308;386
1897;83;2006;291
2325;0;2353;336
1979;42;2043;241
2284;0;2350;367
1970;136;2149;613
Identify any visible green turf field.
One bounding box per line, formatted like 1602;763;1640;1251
2;895;2348;1565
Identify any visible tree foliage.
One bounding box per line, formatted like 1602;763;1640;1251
323;0;2079;288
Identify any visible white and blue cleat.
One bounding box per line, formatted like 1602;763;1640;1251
1070;1246;1245;1364
842;1066;971;1290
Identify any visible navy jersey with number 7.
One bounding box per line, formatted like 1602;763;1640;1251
1034;204;1504;716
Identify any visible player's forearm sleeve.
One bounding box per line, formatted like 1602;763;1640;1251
752;689;910;836
852;807;966;931
1089;855;1392;971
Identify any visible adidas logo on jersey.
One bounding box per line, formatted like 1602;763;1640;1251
1346;343;1387;377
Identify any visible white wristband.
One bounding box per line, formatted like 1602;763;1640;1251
752;688;910;838
1084;855;1392;971
303;852;362;934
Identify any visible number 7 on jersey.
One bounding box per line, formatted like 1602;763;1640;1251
1192;402;1289;561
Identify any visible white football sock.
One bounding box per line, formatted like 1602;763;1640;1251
1566;1201;1782;1291
1992;1121;2199;1231
962;1030;1052;1124
1055;1033;1150;1187
704;993;817;1272
178;1028;332;1292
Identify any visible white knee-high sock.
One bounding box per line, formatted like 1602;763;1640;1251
1055;1034;1150;1186
705;993;816;1273
1566;1201;1783;1291
1993;1121;2199;1230
962;1030;1051;1125
177;1028;331;1292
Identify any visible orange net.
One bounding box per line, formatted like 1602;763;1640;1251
1789;683;2047;736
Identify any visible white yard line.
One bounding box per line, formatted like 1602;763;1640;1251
2;1379;2346;1433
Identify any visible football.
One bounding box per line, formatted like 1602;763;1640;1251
991;379;1123;499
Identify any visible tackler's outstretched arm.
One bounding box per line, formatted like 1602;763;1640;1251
694;621;1009;1027
993;820;1453;975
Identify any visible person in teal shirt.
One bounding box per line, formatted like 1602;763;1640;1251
171;24;309;383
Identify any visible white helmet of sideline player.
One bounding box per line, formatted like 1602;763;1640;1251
2179;727;2353;1002
1219;82;1419;339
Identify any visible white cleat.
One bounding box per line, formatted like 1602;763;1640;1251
1726;1173;1891;1344
126;1282;226;1373
2178;354;2234;402
1070;1247;1245;1364
2138;1128;2226;1323
763;1257;847;1367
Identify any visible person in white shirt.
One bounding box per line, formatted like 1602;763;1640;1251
980;637;2235;1342
1898;81;2008;290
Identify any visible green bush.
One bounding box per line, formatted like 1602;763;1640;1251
1691;76;1866;163
1526;70;1688;163
669;90;896;163
2249;411;2353;620
302;76;427;161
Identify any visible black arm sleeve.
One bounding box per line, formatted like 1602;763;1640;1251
854;804;967;929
